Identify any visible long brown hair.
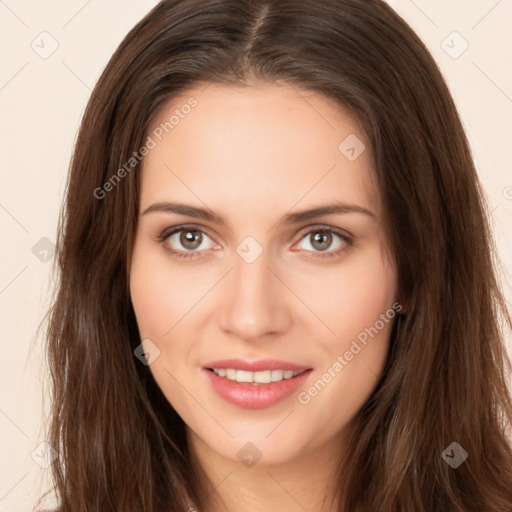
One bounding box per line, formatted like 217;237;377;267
38;0;512;510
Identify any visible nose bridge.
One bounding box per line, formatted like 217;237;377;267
217;245;290;340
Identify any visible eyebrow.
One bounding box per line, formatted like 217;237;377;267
142;201;376;226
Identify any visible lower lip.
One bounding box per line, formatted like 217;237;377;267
204;369;313;409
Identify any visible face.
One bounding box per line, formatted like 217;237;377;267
129;83;399;467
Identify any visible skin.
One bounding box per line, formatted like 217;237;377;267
129;82;400;512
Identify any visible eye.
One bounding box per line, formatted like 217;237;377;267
294;227;353;258
156;224;353;261
157;225;218;260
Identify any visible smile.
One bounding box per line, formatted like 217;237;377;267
204;368;313;409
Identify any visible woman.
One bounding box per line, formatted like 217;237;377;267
37;0;512;510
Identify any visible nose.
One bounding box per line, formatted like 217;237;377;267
217;249;292;342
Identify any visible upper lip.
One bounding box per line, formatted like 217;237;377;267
203;358;311;372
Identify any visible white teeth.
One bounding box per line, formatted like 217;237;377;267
254;370;272;384
212;368;302;384
271;369;284;382
236;370;253;383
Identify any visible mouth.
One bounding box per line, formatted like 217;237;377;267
202;359;313;409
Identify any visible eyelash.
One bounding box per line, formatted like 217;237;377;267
155;224;354;261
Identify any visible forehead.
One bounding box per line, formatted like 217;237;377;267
140;83;380;220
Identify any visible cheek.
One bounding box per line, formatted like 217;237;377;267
300;243;398;347
129;244;198;411
129;243;204;339
296;247;398;420
129;258;169;339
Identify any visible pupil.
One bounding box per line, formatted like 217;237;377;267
181;230;201;249
312;231;331;251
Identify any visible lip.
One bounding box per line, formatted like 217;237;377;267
203;365;313;409
203;358;311;372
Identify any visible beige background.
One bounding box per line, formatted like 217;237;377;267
1;0;511;509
